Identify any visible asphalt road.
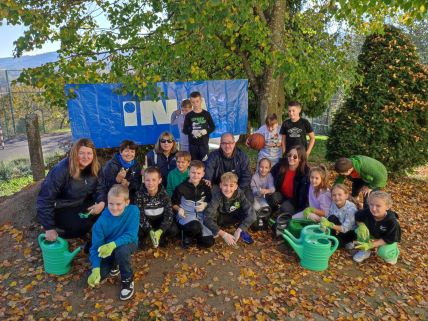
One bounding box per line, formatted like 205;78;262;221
0;132;72;162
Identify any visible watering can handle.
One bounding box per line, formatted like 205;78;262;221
282;229;299;244
327;235;339;255
38;233;65;246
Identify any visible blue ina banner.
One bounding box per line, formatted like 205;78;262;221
66;80;248;148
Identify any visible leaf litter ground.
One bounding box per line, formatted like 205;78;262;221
0;177;427;321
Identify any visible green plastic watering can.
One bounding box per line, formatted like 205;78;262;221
282;230;338;272
286;219;318;238
38;234;81;275
286;224;330;245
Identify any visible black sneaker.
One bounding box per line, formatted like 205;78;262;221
120;278;135;301
182;236;193;249
109;266;120;277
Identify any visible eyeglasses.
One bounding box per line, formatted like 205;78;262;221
160;139;174;144
220;142;235;146
287;154;298;160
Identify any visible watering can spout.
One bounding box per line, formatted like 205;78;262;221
64;246;81;265
282;229;303;259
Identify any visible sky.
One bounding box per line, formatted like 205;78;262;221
0;22;60;58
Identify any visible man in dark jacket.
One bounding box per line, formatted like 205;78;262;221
204;133;253;202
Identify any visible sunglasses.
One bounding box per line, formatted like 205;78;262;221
287;154;298;160
160;139;174;144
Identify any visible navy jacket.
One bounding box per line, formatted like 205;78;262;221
37;158;105;230
146;150;176;187
102;153;142;202
271;158;310;212
204;148;252;188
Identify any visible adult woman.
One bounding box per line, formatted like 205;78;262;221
266;145;310;216
146;132;177;187
37;138;105;241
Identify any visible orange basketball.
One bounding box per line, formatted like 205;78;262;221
248;133;265;151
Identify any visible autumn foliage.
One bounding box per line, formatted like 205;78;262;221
326;25;428;174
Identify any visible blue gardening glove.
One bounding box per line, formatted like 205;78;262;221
87;267;101;287
320;217;335;229
150;229;163;248
355;241;374;251
303;207;315;219
97;241;117;258
356;223;370;243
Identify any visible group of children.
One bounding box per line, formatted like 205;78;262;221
87;97;401;301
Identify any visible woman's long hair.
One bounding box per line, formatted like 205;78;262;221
279;145;308;177
154;131;178;155
69;138;100;179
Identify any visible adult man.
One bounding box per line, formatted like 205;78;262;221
204;133;253;202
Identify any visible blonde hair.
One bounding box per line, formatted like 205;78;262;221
258;158;272;169
176;151;191;162
369;190;392;207
154;131;178;154
108;184;130;201
221;172;238;184
332;183;349;195
310;164;329;195
69;138;100;179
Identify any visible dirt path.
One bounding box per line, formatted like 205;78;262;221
0;177;427;320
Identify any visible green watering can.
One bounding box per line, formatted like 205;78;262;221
38;234;81;275
282;230;338;271
286;219;318;238
286;224;330;245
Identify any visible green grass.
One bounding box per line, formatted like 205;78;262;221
0;175;34;197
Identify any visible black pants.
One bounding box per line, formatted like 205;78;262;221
189;143;209;161
328;215;356;247
266;192;295;217
348;177;379;209
181;220;214;248
55;199;97;239
100;243;137;280
139;216;179;247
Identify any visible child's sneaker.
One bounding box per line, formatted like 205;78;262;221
120;278;135;301
109;266;120;277
353;250;371;263
385;257;398;265
345;242;355;250
240;230;254;244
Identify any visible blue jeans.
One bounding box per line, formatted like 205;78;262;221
100;243;137;280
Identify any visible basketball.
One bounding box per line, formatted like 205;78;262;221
248;133;265;151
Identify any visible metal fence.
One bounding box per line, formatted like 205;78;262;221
0;69;69;140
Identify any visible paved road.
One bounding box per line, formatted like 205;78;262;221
0;132;72;162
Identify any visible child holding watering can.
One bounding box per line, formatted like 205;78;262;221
293;165;331;222
352;191;401;264
320;184;358;248
87;185;139;301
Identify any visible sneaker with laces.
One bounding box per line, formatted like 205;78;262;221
345;242;355;250
120;278;135;301
109;266;120;277
240;230;254;244
353;250;371;263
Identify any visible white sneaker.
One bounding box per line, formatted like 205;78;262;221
385;257;398;265
353;250;371;263
345;242;355;250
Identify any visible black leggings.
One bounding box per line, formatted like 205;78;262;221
54;200;97;239
181;220;214;248
328;215;356;247
189;144;209;161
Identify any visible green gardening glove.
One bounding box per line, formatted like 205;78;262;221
303;207;315;219
97;241;117;258
356;223;370;243
320;217;335;229
355;241;374;251
87;267;101;287
150;229;163;248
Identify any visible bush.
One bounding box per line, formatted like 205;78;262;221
0;159;32;181
327;25;428;175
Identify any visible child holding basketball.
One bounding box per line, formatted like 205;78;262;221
253;113;282;166
293;165;331;222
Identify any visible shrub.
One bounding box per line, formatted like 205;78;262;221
327;25;428;175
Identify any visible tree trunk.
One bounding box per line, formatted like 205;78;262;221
26;113;45;181
258;0;287;125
